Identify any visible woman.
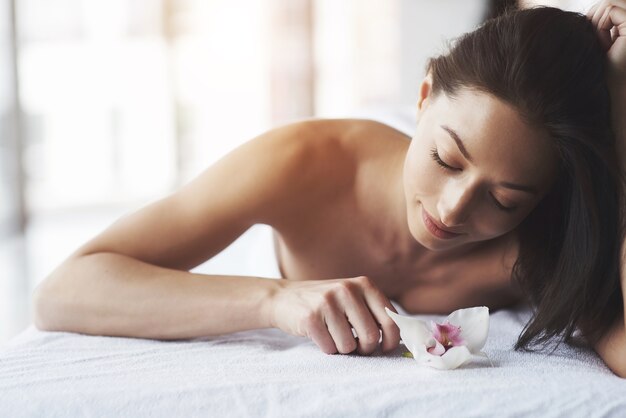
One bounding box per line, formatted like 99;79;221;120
33;3;626;376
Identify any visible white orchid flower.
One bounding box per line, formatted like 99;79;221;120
385;306;493;370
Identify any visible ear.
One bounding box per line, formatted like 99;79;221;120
417;72;434;115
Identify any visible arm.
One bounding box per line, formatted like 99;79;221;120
587;0;626;377
32;120;317;339
32;119;401;354
34;253;279;339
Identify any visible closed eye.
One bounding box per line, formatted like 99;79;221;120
431;147;517;213
430;147;460;171
490;193;517;212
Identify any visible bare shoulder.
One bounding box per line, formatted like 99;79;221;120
64;118;407;272
251;119;361;223
333;118;412;156
286;116;411;196
259;117;410;209
175;118;359;222
284;117;409;150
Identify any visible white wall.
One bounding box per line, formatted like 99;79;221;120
398;0;487;106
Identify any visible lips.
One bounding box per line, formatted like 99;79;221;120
421;207;462;240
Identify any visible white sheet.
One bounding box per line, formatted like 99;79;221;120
2;302;625;417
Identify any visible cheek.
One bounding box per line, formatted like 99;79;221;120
472;210;527;239
403;142;441;197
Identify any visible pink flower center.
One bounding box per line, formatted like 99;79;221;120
426;321;465;356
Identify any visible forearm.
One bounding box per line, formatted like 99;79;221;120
32;252;279;339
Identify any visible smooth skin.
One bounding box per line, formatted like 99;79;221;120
33;2;626;372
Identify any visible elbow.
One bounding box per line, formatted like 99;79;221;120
608;358;626;379
607;361;626;379
592;316;626;378
32;281;61;331
31;266;73;332
31;255;107;334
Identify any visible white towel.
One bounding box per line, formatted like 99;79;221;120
1;302;624;418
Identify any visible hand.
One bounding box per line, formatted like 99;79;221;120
587;0;626;86
268;275;401;355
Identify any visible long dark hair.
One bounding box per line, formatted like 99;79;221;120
426;6;624;353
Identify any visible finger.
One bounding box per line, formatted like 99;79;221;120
367;298;401;353
343;295;383;355
598;5;615;50
306;314;338;355
592;0;626;25
592;0;610;27
599;4;626;33
324;304;358;354
600;5;626;51
357;278;401;353
587;1;600;19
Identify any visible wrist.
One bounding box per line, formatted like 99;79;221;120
260;278;287;329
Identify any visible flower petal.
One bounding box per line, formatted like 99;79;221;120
430;320;441;340
445;306;489;353
421;345;473;370
385;307;431;359
427;340;446;356
386;307;491;370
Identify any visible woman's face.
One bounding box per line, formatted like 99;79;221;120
403;76;559;251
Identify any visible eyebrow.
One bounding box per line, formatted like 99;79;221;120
441;125;473;162
440;124;538;195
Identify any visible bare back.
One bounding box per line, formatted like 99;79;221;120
268;119;526;315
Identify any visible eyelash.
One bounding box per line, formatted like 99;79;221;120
429;147;517;213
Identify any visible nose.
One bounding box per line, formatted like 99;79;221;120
436;179;474;227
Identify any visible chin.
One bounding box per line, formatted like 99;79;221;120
417;231;462;251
